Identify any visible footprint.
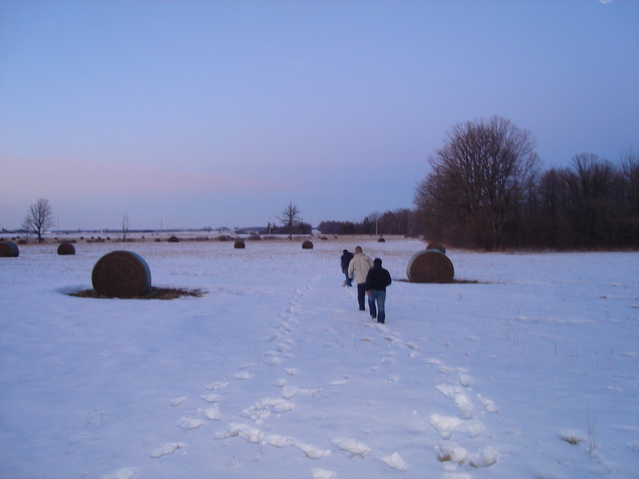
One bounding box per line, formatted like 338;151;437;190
312;469;337;479
204;381;228;390
332;438;371;458
176;417;205;429
382;451;408;470
295;442;332;459
226;423;264;444
150;442;186;458
454;393;474;418
430;414;464;439
170;396;187;406
478;394;499;413
267;434;295;448
100;467;137;479
203;405;222;420
200;393;220;403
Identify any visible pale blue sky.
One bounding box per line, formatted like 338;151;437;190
1;0;638;230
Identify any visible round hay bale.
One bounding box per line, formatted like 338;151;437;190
234;240;245;249
91;250;152;298
406;250;454;283
0;241;19;257
57;242;76;255
426;242;446;254
154;238;161;242
168;236;179;243
378;237;386;243
302;240;314;249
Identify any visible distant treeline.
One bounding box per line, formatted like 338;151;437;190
320;118;638;251
412;116;639;250
317;208;419;237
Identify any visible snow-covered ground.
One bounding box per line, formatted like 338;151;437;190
1;237;637;479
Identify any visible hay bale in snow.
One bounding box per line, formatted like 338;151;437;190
57;242;76;255
426;242;446;254
378;237;386;243
0;241;19;257
91;250;151;298
406;250;454;283
302;240;314;249
168;236;179;243
234;240;245;249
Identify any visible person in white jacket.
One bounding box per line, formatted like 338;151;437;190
347;246;374;311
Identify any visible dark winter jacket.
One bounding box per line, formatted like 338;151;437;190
365;262;392;292
340;250;354;270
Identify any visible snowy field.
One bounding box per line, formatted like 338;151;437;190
1;237;638;479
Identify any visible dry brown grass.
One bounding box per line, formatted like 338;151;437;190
69;286;206;300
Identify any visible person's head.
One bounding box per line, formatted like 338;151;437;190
374;258;382;266
343;249;349;254
355;246;363;253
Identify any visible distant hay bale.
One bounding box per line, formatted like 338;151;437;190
406;250;454;283
168;236;179;243
0;241;19;257
17;239;27;245
91;250;152;298
57;242;76;255
302;240;314;249
154;238;161;242
426;242;446;254
234;240;245;249
378;237;386;243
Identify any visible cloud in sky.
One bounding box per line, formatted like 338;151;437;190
1;1;638;230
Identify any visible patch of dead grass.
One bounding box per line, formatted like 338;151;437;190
69;287;206;300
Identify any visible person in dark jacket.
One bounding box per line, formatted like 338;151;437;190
364;258;392;323
340;249;354;287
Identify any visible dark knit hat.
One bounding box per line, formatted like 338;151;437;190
374;258;382;265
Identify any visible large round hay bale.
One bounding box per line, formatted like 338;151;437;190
0;241;19;257
426;242;446;254
91;250;151;298
302;240;314;249
57;242;76;255
378;237;386;243
406;250;454;283
234;240;245;249
168;236;179;243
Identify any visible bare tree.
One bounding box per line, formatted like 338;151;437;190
121;214;130;242
22;199;54;243
278;202;302;240
414;116;539;249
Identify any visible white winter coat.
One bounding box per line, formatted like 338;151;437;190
348;253;374;284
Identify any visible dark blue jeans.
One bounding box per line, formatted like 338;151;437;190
343;268;352;286
368;290;387;322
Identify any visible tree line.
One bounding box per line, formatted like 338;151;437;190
412;116;638;250
318;116;638;250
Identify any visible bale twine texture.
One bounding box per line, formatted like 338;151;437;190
0;241;19;257
302;240;314;249
92;250;152;298
406;250;454;283
57;242;76;255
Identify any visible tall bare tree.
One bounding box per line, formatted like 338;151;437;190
278;202;301;240
414;116;539;249
121;214;130;242
22;198;54;243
